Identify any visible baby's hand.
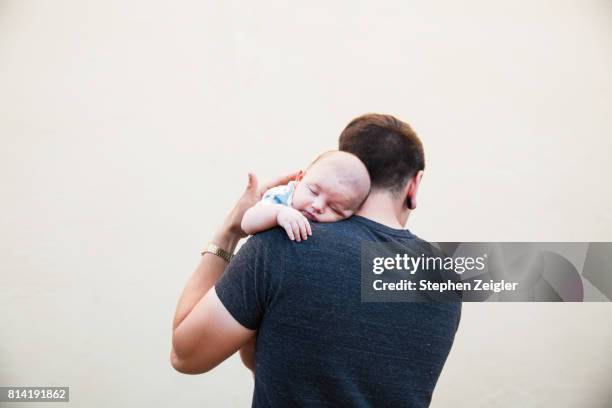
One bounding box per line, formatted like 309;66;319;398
277;207;312;242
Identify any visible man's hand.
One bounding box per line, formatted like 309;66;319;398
277;207;312;241
225;171;300;238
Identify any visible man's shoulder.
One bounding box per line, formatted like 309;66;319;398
409;234;445;256
244;227;289;249
232;228;289;267
312;217;434;244
245;223;355;249
243;218;441;254
242;222;361;257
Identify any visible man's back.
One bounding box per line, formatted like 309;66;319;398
216;216;461;407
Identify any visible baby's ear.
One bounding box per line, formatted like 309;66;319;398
295;170;305;181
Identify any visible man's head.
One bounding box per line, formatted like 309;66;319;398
338;113;424;210
291;151;371;223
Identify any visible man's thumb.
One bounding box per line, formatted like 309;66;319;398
246;172;258;192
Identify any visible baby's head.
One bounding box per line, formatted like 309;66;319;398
291;151;371;222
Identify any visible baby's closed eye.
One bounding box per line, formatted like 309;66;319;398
331;207;342;216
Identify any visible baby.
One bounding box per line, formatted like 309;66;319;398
241;150;371;241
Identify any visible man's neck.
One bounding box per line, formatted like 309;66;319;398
356;190;410;229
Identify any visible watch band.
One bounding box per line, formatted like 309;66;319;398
201;242;234;262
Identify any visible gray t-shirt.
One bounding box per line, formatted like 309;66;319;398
215;215;461;407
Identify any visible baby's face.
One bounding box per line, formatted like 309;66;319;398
291;157;369;223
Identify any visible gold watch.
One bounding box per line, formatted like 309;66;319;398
201;243;234;263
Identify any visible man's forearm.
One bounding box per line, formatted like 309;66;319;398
171;171;298;374
172;226;241;332
172;224;256;373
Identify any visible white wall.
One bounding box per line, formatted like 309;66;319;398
1;1;611;406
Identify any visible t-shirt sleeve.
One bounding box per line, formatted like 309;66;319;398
260;183;293;206
214;232;282;330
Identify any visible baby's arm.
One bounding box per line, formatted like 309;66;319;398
241;203;285;235
241;204;311;241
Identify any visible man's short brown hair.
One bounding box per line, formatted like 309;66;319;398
338;113;425;193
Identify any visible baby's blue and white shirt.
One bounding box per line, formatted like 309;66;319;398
260;182;296;207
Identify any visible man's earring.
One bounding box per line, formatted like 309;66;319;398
407;197;414;209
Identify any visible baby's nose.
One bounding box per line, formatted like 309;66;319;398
312;200;324;213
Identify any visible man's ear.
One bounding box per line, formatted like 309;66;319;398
405;170;424;210
295;170;305;182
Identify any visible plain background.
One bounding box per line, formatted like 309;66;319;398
1;1;611;406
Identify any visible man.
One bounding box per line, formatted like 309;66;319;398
171;113;461;407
